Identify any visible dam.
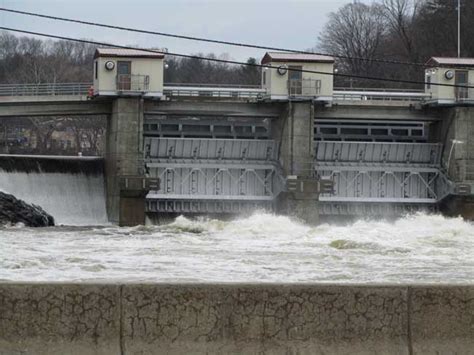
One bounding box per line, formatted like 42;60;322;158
0;50;474;354
1;50;474;224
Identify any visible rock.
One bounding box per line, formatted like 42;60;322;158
0;191;54;227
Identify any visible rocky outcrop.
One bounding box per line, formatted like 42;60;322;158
0;191;54;227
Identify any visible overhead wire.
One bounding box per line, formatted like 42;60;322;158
0;26;472;89
0;7;429;68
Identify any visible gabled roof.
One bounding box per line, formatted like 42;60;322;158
261;52;334;65
94;48;165;59
426;57;474;67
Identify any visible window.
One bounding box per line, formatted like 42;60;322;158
263;71;266;85
426;75;431;90
95;61;98;80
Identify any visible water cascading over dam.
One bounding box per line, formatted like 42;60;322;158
0;155;108;225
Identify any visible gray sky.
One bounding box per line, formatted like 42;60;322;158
1;0;360;61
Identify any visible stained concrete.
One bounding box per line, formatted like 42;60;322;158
105;97;145;224
121;284;408;355
272;101;314;177
0;284;121;355
410;286;474;355
0;100;111;118
0;283;472;355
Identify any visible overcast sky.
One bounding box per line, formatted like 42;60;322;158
0;0;365;61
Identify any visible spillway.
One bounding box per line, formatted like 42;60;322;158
0;155;108;225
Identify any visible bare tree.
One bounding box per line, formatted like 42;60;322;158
382;0;420;57
319;2;387;86
63;116;106;155
27;117;64;153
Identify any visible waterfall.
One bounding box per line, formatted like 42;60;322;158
0;155;108;225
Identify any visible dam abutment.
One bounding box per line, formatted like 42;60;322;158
0;283;472;354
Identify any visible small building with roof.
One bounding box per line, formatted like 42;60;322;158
261;52;334;101
93;48;165;98
425;57;474;104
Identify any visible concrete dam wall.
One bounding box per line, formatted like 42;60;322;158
0;283;472;355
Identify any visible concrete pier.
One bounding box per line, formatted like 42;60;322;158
438;106;474;219
0;283;472;355
273;101;321;223
105;98;146;225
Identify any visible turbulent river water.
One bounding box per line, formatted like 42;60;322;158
1;212;473;283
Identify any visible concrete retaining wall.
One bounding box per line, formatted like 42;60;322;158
0;283;472;354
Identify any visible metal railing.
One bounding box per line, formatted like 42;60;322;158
0;81;468;104
116;74;149;92
0;82;90;97
455;82;474;102
333;87;430;102
163;85;265;99
288;79;321;97
164;82;261;89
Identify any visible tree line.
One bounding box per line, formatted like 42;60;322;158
318;0;474;88
0;0;472;88
0;32;260;85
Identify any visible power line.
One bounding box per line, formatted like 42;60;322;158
0;26;472;89
0;7;428;68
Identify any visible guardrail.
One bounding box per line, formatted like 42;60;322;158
0;83;91;97
163;85;266;99
288;79;321;97
0;82;438;103
455;82;474;102
333;89;431;102
164;82;262;89
116;74;149;92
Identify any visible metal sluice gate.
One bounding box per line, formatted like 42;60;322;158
314;141;452;215
143;138;453;216
142;115;454;216
144;137;285;213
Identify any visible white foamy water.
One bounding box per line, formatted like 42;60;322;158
0;213;473;283
0;171;108;225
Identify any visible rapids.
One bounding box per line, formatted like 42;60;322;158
1;213;473;283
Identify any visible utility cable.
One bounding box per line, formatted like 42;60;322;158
1;26;472;89
0;7;429;67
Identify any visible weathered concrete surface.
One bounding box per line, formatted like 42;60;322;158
272;101;320;223
272;101;314;177
145;100;283;118
0;100;111;118
440;195;474;220
106;97;145;225
121;284;408;355
0;284;121;355
277;193;320;225
316;105;442;121
0;283;473;355
438;106;474;181
410;286;474;355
